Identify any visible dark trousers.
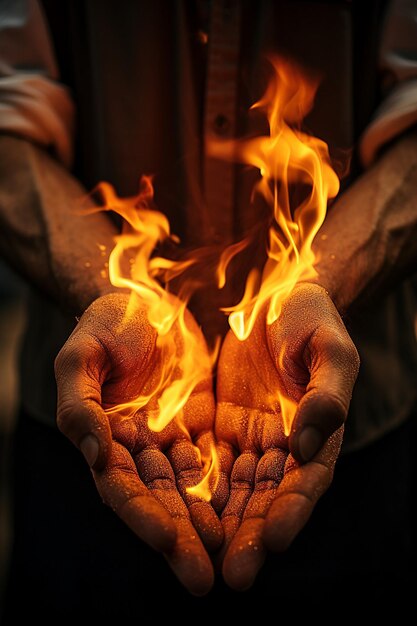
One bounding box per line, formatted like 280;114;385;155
2;409;416;620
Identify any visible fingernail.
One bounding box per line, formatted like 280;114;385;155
80;434;99;467
298;426;323;462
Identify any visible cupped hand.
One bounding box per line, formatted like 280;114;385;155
55;292;222;596
215;283;359;590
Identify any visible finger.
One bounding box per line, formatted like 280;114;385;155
263;428;342;552
223;519;266;591
55;331;112;470
167;434;223;552
135;446;214;595
222;448;286;590
289;321;359;463
214;400;250;515
209;440;236;574
165;517;214;597
211;440;235;514
181;384;216;439
93;441;177;553
220;451;258;560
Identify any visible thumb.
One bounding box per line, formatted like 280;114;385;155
289;323;359;463
55;332;112;470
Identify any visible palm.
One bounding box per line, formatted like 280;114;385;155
215;284;359;590
56;293;222;595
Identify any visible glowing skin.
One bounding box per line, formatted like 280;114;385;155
55;293;222;596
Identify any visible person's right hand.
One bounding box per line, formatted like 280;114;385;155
215;283;359;590
55;292;223;596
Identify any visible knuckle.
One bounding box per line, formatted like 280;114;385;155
302;392;347;429
56;400;81;435
57;398;98;439
322;393;348;426
338;334;360;371
54;346;68;376
347;342;360;373
54;341;84;378
318;328;360;378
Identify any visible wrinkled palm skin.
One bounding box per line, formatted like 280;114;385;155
55;293;223;596
215;283;359;590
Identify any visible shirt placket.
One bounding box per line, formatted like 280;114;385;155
204;0;241;244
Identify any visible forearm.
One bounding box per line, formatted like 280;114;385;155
313;128;417;313
0;135;117;315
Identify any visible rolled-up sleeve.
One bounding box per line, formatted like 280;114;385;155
360;0;417;167
0;0;74;166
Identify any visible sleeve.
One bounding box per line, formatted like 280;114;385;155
0;0;74;166
359;0;417;167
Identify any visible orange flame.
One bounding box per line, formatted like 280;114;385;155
91;56;340;500
209;57;340;434
91;176;219;498
186;443;219;502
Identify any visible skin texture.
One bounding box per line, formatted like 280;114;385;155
215;283;359;590
55;293;223;596
1;129;417;592
211;130;417;590
0;136;118;314
311;130;417;313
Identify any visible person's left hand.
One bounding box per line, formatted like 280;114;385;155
55;293;223;596
215;283;359;590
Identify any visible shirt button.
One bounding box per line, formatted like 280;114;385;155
197;30;208;44
213;114;230;135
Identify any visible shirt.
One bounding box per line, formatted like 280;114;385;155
1;0;417;452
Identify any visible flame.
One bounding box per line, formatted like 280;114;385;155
209;57;340;434
90;56;340;504
186;443;220;502
90;176;219;498
216;236;251;289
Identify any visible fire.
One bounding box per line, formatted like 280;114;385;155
89;176;219;500
209;57;340;434
186;443;220;502
89;56;340;504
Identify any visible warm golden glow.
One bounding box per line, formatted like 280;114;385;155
91;176;219;499
209;57;340;434
91;56;340;496
186;443;220;502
